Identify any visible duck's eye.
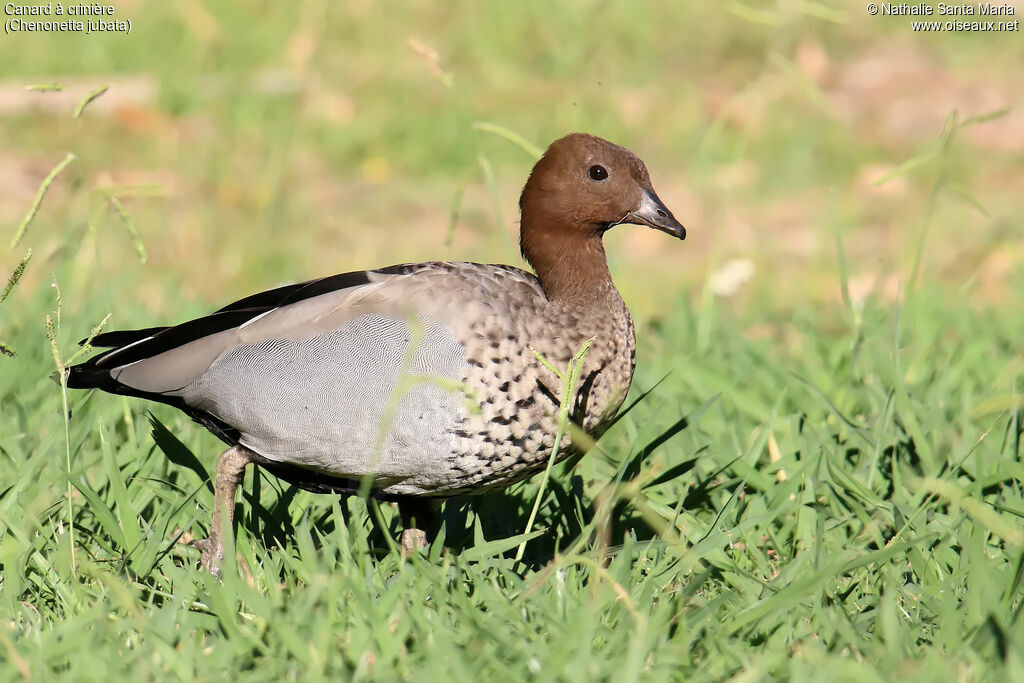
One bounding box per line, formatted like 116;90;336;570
588;165;608;181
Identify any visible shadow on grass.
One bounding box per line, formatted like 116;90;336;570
145;405;715;573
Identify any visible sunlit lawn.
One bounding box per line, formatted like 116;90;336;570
2;2;1022;679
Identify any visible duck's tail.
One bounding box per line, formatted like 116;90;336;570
66;326;168;390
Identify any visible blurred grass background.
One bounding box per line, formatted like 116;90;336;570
2;1;1020;319
2;1;1023;680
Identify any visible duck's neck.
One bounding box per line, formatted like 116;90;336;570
521;221;618;306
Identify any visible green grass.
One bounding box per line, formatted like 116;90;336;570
5;257;1024;680
2;1;1023;680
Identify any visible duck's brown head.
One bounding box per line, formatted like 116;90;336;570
519;133;685;301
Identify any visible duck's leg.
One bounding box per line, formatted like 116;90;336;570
192;445;253;576
398;497;441;555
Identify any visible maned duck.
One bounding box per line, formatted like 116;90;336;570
67;133;686;575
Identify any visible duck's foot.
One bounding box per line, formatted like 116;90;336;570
401;527;429;555
191;536;225;577
191;445;253;576
397;498;441;556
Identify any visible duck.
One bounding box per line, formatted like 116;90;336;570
67;132;686;575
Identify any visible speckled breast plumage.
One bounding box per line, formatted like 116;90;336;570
397;264;637;495
439;306;631;493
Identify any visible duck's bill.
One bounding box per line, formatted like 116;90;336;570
625;190;686;240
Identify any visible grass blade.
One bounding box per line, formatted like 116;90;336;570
10;153;76;248
73;84;110;119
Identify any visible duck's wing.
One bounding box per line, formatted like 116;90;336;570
69;262;542;393
67;262;544;445
78;269;384;360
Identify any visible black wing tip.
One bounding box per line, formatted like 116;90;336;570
66;368;103;390
69;267;387;390
66;360;117;390
79;326;168;348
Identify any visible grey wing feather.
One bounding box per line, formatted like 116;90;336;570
180;313;468;485
108;262;542;395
